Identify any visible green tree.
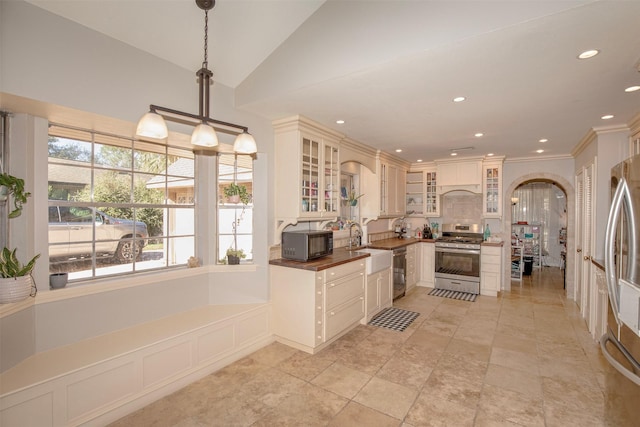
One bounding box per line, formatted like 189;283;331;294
48;136;91;162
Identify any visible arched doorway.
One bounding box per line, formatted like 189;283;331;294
503;173;575;298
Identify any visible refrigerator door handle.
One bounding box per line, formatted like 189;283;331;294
600;331;640;386
605;177;635;325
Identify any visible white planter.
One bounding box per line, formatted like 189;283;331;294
0;275;33;304
0;185;8;202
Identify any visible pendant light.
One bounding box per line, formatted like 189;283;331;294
136;0;256;154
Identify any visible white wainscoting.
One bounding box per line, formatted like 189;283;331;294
0;303;273;426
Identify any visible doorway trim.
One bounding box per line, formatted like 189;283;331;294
503;174;575;298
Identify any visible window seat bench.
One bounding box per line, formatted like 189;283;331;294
0;303;272;426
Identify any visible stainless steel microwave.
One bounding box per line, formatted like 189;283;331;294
281;230;333;261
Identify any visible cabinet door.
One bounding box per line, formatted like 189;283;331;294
425;169;439;216
379;162;388;215
406;171;424;216
301;136;321;217
323;141;340;217
366;273;380;315
482;161;502;218
419;243;435;287
379;267;392;308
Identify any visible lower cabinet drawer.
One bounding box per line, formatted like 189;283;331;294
326;273;365;310
325;296;364;340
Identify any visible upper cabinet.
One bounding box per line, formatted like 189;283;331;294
435;158;483;194
406;164;439;217
273;116;342;224
378;154;408;217
482;156;504;218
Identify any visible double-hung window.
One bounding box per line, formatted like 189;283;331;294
48;124;195;281
217;153;253;264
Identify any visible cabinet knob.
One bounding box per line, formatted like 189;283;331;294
317;306;322;310
317;320;322;324
577;248;582;253
317;291;322;295
330;283;335;287
317;335;322;339
330;311;335;316
584;255;590;261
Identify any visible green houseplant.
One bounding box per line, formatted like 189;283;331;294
347;191;364;206
225;248;246;265
223;183;251;205
0;248;40;303
0;172;31;218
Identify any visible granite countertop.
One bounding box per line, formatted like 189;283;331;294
269;248;370;272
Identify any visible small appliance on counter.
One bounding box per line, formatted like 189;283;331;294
422;223;432;239
281;230;333;261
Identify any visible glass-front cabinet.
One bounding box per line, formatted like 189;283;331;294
482;157;504;218
300;137;339;216
274;117;342;224
405;165;439;217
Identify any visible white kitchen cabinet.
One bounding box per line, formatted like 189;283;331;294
378;155;408;217
270;259;365;354
436;158;482;193
481;245;502;297
406;243;417;291
273;116;342;224
363;266;392;323
482;157;504;218
418;242;435;288
406;166;440;218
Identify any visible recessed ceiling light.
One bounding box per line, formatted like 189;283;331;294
474;133;483;137
536;149;544;154
416;159;423;162
453;96;466;103
487;153;494;157
451;152;458;156
625;85;640;92
601;114;614;120
395;149;402;153
578;49;599;59
539;138;548;143
336;119;345;124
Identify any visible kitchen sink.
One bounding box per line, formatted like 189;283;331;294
356;248;392;275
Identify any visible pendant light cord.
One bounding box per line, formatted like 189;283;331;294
203;10;209;69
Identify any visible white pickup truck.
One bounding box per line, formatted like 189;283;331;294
48;205;148;263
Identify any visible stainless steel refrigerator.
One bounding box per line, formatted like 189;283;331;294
602;153;640;423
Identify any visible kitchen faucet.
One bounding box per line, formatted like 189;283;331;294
348;222;363;250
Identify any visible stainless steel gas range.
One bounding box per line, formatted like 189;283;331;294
434;223;483;294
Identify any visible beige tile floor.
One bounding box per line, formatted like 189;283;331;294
110;267;632;426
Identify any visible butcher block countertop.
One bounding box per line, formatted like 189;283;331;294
269;248;369;272
269;238;432;271
367;237;422;250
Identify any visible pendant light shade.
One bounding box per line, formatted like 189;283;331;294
191;123;219;147
136;112;168;139
136;1;256;156
233;131;257;154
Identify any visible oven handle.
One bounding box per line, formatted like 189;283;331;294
435;248;480;255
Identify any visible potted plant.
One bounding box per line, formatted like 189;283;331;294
347;191;364;206
223;183;251;205
0;247;40;303
0;172;31;218
226;247;246;265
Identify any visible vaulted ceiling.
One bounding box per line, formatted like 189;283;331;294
24;0;640;162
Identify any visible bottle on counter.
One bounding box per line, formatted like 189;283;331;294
484;224;491;241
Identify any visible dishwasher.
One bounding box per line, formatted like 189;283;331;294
392;247;407;300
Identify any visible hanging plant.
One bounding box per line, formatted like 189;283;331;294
0;173;31;218
223;183;251;205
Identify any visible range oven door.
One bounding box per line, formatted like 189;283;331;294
435;247;480;280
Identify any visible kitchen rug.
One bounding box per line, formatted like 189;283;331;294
428;288;477;302
368;307;419;332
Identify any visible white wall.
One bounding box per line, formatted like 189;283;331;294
0;0;274;370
